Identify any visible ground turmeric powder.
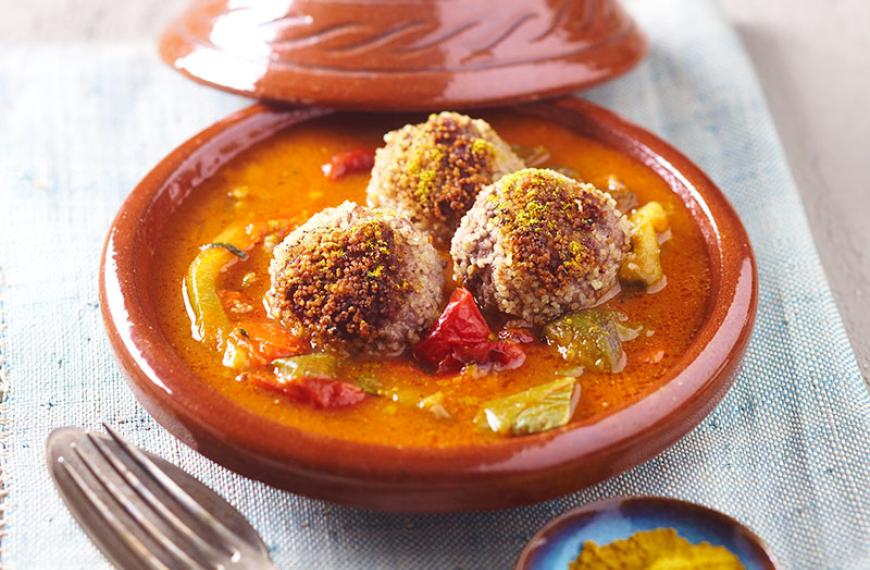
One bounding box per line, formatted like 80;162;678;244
570;528;744;569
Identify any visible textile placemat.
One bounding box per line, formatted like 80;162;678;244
1;0;868;567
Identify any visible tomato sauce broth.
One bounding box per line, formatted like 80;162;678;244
150;112;712;447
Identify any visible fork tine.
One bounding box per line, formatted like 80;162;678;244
87;433;235;561
72;444;205;570
59;457;170;570
102;424;240;546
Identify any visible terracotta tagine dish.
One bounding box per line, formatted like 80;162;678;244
100;0;756;512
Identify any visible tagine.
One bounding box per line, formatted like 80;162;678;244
151;110;711;447
101;0;754;511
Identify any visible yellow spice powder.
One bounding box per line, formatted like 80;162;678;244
570;528;744;570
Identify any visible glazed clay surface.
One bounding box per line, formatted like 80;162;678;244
158;0;647;109
100;98;756;511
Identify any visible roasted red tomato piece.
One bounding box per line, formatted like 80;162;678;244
285;378;366;408
232;320;308;364
413;288;525;373
218;290;255;317
497;326;536;344
321;148;376;180
485;341;527;371
253;375;366;409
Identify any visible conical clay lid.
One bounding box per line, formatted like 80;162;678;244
159;0;647;110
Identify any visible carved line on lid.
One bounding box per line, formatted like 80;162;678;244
464;12;539;61
174;18;637;76
397;21;479;54
532;0;572;42
269;22;366;50
187;1;621;60
326;20;430;54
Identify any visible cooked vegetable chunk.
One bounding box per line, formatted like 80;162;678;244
273;353;340;382
321;147;376;180
417;392;451;419
620;201;669;286
186;219;294;351
185;224;250;347
474;376;580;436
543;309;640;373
258;354;366;409
226;321;308;368
254;375;366;409
635;200;669;233
412;287;525;373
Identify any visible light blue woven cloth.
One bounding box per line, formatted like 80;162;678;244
1;0;868;568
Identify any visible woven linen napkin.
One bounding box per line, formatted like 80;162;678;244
1;0;868;567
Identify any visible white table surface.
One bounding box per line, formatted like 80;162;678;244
3;0;867;382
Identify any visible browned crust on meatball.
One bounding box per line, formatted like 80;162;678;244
267;202;444;354
276;219;403;344
367;112;524;245
498;170;611;288
451;169;630;325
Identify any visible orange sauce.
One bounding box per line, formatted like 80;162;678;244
151;112;712;447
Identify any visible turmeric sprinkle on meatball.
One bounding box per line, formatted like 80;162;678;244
367;112;524;245
267;202;444;355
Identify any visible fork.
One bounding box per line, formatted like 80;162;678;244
46;424;277;570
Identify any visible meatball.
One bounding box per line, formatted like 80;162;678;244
450;168;630;326
266;202;444;355
366;112;525;245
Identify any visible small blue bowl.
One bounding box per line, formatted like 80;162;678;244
515;496;778;569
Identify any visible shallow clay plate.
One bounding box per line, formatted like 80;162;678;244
100;98;756;512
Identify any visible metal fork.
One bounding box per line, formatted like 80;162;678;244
46;424;277;570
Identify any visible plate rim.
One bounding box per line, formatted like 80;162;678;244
99;98;757;511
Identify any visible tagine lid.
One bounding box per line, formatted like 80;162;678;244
158;0;648;111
